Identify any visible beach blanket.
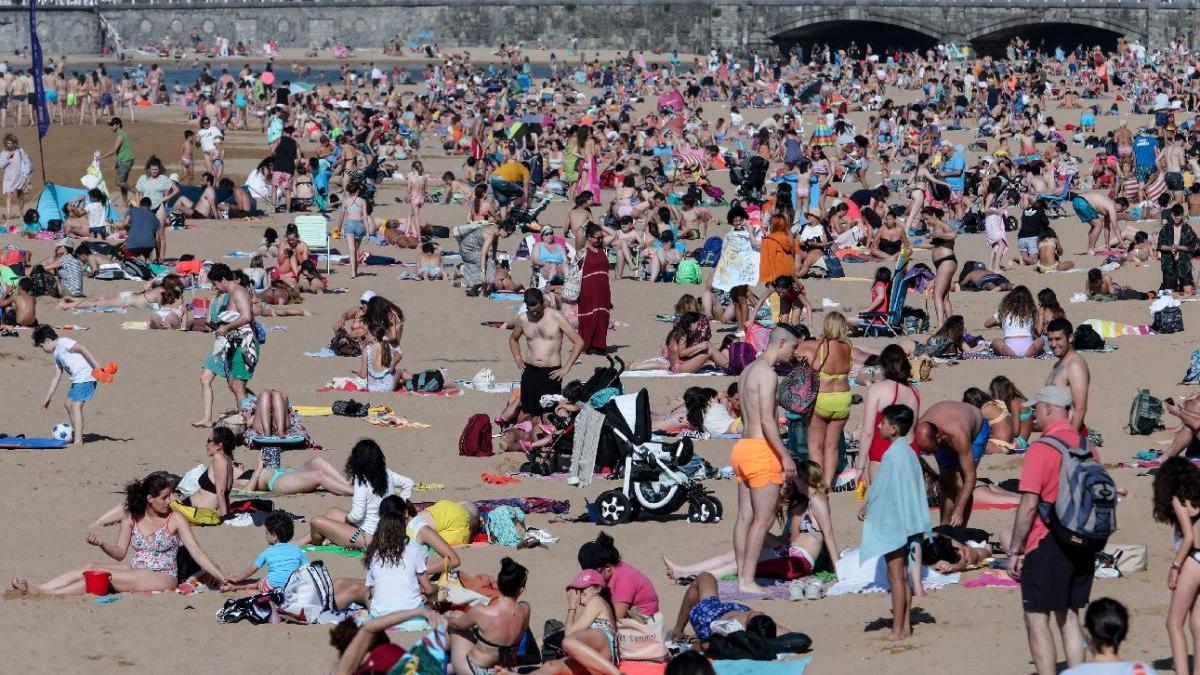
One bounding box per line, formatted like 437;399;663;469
303;544;363;558
0;436;67;449
826;548;960;596
317;377;463;397
963;571;1019;588
621;369;726;378
294;405;393;417
860;439;932;561
366;414;431;429
411;497;569;516
304;348;339;358
1083;318;1154;338
716;579;793;601
488;292;525;302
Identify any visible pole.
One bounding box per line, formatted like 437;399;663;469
29;0;50;186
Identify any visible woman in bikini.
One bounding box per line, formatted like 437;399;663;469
1035;226;1074;272
256;279;312;317
989;375;1033;449
58;274;185;315
447;557;532;675
857;344;921;483
406;160;428;233
12;472;229;595
964;387;1018;455
530;570;621;675
337;181;370;279
532;225;569;283
800;312;854;487
923;207;958;330
868;209;909;261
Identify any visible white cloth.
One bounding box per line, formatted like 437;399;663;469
198;126;223;153
347;469;415;535
702;402;738;435
54;337;95;384
365;541;428;618
85;201;107;231
826;548;959;596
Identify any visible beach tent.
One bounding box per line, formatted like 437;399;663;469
657;90;685;112
33;182;120;232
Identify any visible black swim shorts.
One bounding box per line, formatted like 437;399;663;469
1020;535;1093;613
520;364;561;414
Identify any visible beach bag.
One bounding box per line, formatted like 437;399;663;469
909;356;933;382
459;413;494;457
1152;306;1184;334
698;236;723;267
561;262;583;302
1072;324;1105;351
332;399;369;417
1127;389;1164;435
121;257;154;281
674;258;702;285
778;360;818;415
1036;434;1118;554
1100;543;1148;575
822;252;845;279
406;369;445;393
329;328;362;357
725;341;756;376
216;592;275;625
1183;349;1200;384
277;560;336;624
169;501;222;526
616;613;669;662
93;263;127;280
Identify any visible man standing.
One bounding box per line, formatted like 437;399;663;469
98;117;135;207
1158;204;1197;294
938;142;966;221
271;125;301;213
913;401;987;527
732;325;800;593
1045;318;1090;431
1007;386;1091;675
508;288;585;416
1132;128;1159;183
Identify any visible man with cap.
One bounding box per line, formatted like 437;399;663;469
1006;384;1095;675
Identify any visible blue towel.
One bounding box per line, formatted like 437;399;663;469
488;292;525;302
860;437;932;561
713;657;811;675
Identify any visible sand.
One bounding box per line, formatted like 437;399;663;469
0;74;1188;675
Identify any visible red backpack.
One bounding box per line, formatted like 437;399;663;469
459;414;494;457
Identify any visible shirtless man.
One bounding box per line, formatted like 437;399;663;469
679;195;714;240
0;277;37;326
1114;120;1133;160
1160;134;1187;193
1044;317;1089;431
509;288;585;416
914;401;987;527
1070;191;1120;255
732;324;800;593
0;71;10;128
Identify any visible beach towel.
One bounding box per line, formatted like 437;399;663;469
366;414;431;429
711;229;760;292
386;624;449;675
0;436;67;449
713;659;812;675
860;438;932;561
1083;318;1154;338
294;404;392;417
303;545;363;558
621;369;726;378
716;579;792;602
488;292;525;302
317;377;463;397
304;348;339;358
826;548;960;596
570;405;606;487
412;497;569;516
963;571;1019;588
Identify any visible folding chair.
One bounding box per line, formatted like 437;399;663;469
1037;173;1075;218
858;251;909;338
294;214;332;275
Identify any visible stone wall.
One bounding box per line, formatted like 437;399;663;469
1;1;1197;58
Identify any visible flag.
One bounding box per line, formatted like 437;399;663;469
29;0;50;139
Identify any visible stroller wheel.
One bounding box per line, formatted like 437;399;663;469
596;489;639;525
687;496;722;524
634;481;688;514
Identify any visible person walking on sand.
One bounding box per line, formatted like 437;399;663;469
731;324;800;594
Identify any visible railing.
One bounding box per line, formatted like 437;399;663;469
0;0;1188;6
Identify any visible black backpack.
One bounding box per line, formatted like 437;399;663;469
1072;324;1105;351
122;258;154;281
1128;389;1164;435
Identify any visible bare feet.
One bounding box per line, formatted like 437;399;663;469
190;419;214;428
736;581;772;595
10;577;29;594
662;554;680;582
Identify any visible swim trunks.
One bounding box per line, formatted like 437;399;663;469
1071;196;1097;223
731;438;783;488
689;596;750;640
68;380;97;402
519;364;561;414
933;419;991;470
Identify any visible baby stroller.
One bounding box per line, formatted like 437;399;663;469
732;155;768;203
593;389;722;526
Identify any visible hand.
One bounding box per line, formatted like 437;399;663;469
214;327;226;337
566;588;580;608
515;359;525;372
85;531;104;547
780;456;797;482
1006;553;1023;580
947;510;964;527
857;503;866;522
1170;566;1180;590
550;366;568;381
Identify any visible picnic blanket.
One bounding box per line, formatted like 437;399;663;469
293;404;393;417
411;497;569;516
317;377;464;397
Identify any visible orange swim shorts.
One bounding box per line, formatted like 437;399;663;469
731;438;783;488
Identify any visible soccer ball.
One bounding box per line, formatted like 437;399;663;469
51;422;74;441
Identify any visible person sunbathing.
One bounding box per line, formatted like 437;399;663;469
920;525;1012;573
667;572;783;647
256;279;312;317
58;274;185;312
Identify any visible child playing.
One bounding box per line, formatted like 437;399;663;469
222;511;308;592
35;325;114;446
1153;456;1200;675
858;404;930;640
416;242;444;280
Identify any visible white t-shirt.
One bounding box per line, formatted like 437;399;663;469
198;126;223;153
244;170;270;200
702;402;738;435
365;541;427;618
85;201;107;231
54;337;95;384
347;470;415;535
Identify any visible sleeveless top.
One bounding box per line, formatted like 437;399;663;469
131;515;181;578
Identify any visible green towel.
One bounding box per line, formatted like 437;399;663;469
304;544;363;558
861;437;932;561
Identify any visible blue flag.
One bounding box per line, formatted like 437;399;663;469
29;0;50;139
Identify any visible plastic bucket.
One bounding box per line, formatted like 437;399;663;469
83;570;111;596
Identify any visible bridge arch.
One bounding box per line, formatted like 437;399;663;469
968;17;1139;55
771;12;943;55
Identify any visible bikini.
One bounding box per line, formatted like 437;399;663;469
813;340;852;421
984;399;1018;452
877;237;903;255
868;382;920;462
536;242;565;265
466;626;522;675
931;237;957;268
589;617;620;663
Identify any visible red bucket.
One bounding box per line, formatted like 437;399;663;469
83;570;111;596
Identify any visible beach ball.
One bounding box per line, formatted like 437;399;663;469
52;422;74;441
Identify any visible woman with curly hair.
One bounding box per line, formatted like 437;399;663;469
1153;456;1200;675
296;439;415;550
984;285;1043;357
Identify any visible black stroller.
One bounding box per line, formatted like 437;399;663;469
730;155;768;203
593;389;722;526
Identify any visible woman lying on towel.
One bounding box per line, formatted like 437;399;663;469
1086;268;1155;301
920;525;1013;574
662;460;838;581
59;273;188;329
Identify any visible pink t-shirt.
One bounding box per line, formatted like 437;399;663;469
608;562;659;616
1017;419;1092;553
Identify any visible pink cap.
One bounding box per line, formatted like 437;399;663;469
566;569;605;590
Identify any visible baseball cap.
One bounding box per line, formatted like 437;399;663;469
1023;385;1072;409
360;290;377;304
566;569;605;590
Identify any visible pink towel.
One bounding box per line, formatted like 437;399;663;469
964;571;1019;588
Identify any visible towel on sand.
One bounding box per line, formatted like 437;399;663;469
860;438;932;561
1083;318;1154;338
827;548;960;596
317;377;463;397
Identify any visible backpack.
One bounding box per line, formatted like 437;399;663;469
406;368;445;393
1183;349;1200;384
1036;434;1118;554
777;360;818;415
674;258;702;285
1152;306;1184;334
1128;389;1164;435
725;341;757;376
459;413;494;457
276;560;336;623
1072;324;1105;351
121;258;154;281
698;236;723;267
821;252;845;279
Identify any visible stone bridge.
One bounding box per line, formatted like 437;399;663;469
0;0;1195;57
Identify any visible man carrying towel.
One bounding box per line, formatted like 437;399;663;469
509;288;584;415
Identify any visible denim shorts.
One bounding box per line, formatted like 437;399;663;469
68;380;97;402
1017;237;1039;256
343;219;366;238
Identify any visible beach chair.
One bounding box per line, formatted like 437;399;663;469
858;252;909;338
1037;173;1074;219
294;214;332;275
